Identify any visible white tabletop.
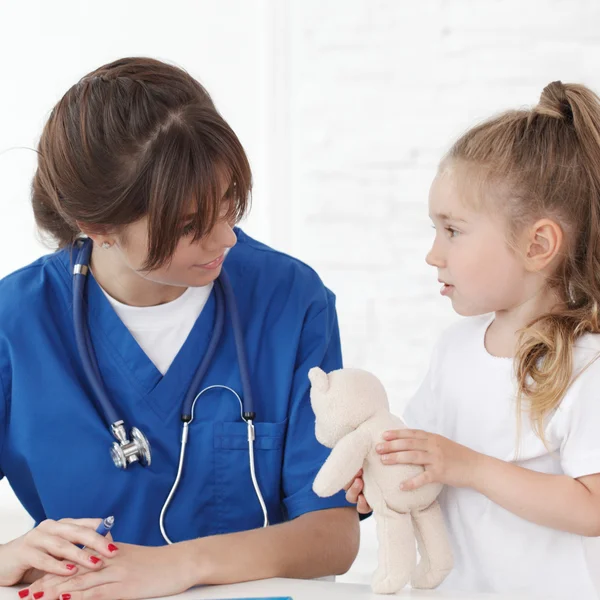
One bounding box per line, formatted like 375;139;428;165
1;578;540;600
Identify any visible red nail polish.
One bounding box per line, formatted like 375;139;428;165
33;593;44;599
61;595;71;600
65;564;76;570
89;556;101;565
18;590;29;599
107;543;118;552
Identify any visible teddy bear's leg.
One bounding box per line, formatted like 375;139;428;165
410;500;454;589
371;506;416;594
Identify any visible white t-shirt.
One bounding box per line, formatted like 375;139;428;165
403;313;600;599
100;284;213;375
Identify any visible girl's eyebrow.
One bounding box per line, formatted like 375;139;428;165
430;212;467;223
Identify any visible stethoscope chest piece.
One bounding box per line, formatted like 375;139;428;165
109;421;152;469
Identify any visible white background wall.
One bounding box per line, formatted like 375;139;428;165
0;0;598;589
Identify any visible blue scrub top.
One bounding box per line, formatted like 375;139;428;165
0;228;352;545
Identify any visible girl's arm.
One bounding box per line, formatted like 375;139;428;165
377;429;600;537
469;454;600;537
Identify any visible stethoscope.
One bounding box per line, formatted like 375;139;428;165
72;237;269;543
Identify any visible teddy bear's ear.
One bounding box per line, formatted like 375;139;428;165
308;367;330;392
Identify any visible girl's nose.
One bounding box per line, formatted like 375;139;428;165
426;244;445;268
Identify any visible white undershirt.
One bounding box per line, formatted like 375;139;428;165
99;283;213;375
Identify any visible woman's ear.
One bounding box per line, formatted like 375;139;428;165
523;218;564;272
76;221;113;247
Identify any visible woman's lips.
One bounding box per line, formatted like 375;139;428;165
196;254;225;270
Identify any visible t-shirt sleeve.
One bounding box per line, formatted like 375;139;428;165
558;359;600;479
402;342;441;434
281;289;354;521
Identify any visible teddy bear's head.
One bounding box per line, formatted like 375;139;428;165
308;367;390;448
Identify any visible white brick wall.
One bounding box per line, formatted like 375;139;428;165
0;0;598;591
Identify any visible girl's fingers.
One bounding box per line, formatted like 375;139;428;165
344;478;363;503
343;469;363;492
380;450;430;466
356;494;372;515
382;429;429;441
400;471;432;491
376;438;429;454
344;479;372;514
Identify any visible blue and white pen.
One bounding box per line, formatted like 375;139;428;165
77;515;115;549
96;515;115;537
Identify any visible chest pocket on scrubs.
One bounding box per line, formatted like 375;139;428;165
213;419;287;533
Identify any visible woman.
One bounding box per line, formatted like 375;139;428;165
0;57;358;600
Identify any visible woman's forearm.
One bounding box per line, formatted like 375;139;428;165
181;507;359;586
470;453;600;536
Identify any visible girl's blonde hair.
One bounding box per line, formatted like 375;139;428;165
446;81;600;444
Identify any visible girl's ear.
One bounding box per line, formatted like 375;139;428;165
523;218;564;272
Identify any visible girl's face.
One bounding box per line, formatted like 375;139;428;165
426;167;530;317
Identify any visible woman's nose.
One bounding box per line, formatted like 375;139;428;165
210;220;237;250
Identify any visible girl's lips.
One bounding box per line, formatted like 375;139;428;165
440;283;454;296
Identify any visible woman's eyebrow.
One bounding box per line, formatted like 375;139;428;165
180;190;233;222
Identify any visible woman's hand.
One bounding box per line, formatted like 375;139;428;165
0;518;118;588
377;428;481;490
343;469;372;515
26;543;195;600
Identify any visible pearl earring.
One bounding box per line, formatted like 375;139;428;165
102;242;111;249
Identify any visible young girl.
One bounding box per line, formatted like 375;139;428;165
348;81;600;598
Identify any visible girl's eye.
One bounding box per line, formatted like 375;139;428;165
445;227;459;238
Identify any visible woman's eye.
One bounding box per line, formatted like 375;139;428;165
220;196;233;218
182;222;196;236
445;227;459;238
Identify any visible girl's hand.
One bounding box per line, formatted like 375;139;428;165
377;429;481;490
343;469;372;515
0;519;118;588
26;543;195;600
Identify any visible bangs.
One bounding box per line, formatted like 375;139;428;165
141;105;252;271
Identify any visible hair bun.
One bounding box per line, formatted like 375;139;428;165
537;80;574;122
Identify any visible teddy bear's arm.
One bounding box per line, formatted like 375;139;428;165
313;429;371;498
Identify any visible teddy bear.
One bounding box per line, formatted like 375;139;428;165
309;366;453;594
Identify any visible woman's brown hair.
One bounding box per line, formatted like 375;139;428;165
446;81;600;444
32;57;252;270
